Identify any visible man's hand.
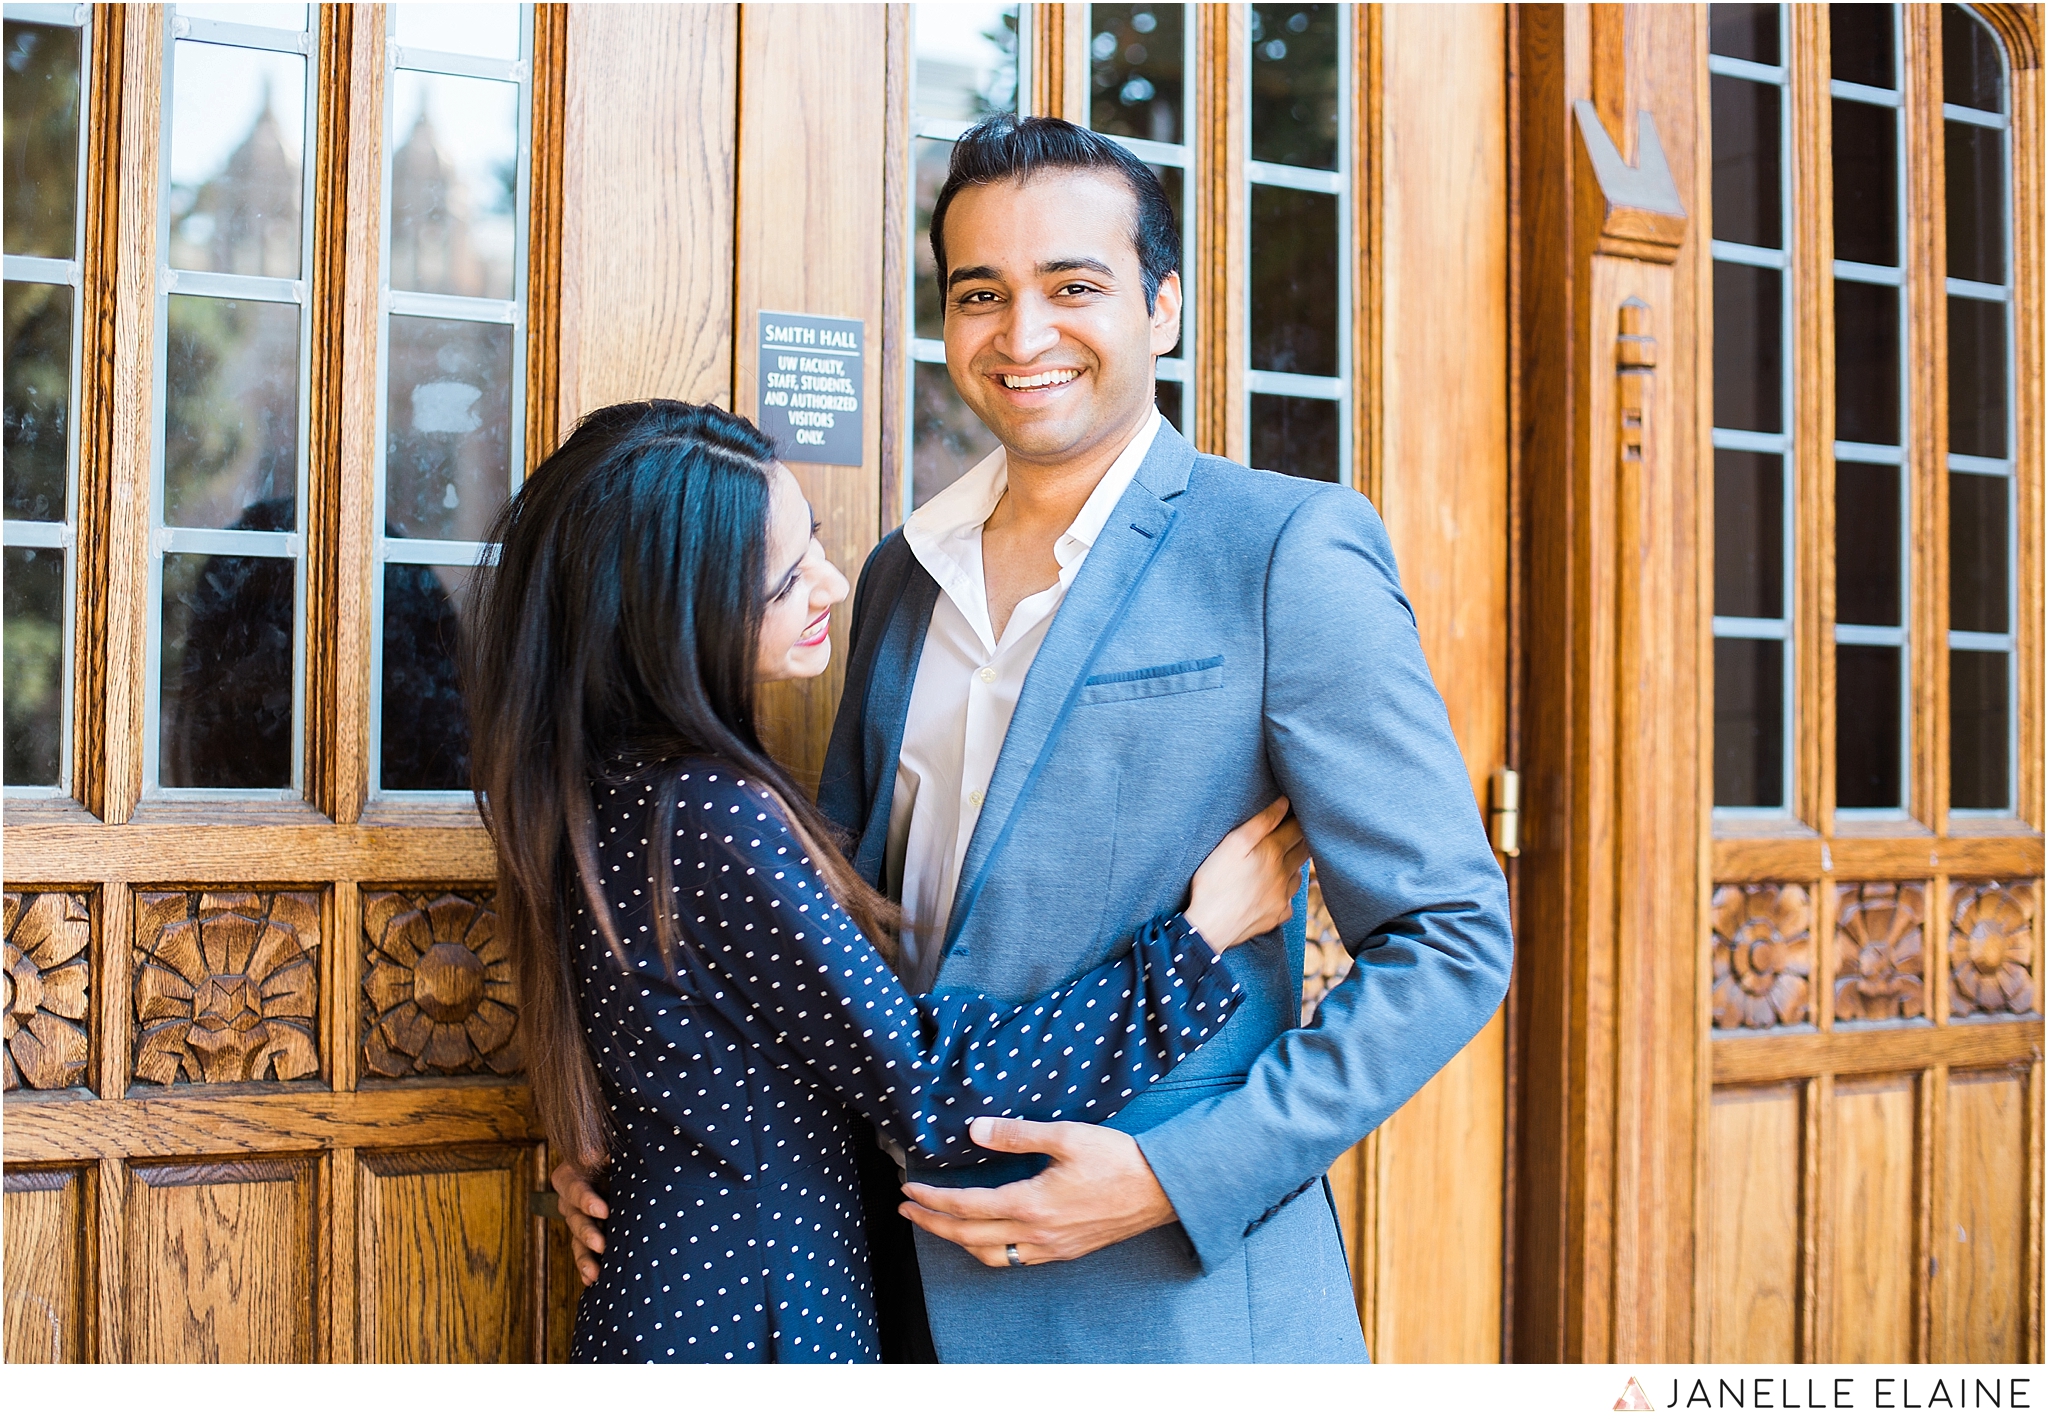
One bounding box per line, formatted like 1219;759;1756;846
549;1158;611;1285
898;1117;1176;1267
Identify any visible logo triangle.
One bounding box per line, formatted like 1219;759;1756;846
1614;1376;1655;1412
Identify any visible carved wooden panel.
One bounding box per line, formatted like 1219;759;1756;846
3;892;90;1091
1949;881;2038;1019
1711;883;1813;1029
361;890;519;1079
1829;1075;1917;1362
1301;867;1354;1023
1939;1070;2028;1361
132;892;322;1085
357;1146;531;1361
1704;1085;1800;1361
3;1168;87;1362
125;1158;318;1362
1834;882;1926;1023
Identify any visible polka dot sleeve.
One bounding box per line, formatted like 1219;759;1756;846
643;769;1245;1168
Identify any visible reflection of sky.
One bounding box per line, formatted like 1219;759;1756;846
176;3;307;32
169;41;306;190
914;4;1016;121
394;69;519;216
393;4;521;62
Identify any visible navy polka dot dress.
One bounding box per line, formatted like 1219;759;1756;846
568;756;1244;1364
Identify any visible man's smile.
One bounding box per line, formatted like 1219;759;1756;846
998;368;1080;390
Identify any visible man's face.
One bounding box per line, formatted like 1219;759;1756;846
939;169;1181;467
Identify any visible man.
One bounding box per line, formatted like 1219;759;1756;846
557;115;1511;1362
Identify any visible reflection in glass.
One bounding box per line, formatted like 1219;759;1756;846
914;137;951;337
389;71;519;300
1249;185;1337;376
384;315;514;541
168;41;306;278
1091;5;1184;146
1829;4;1894;89
165;295;299;531
1711;76;1781;250
3;20;82;260
1708;4;1780;65
3;544;63;785
1250;394;1338;481
1713;449;1783;619
393;3;520;60
1945;122;2006;287
914;5;1018;124
1836;644;1901;809
1830;99;1897;267
1713;637;1784;808
178;4;309;31
912;360;996;510
1947;296;2008;459
159;551;295;788
1949;472;2009;635
1711;262;1783;432
1950;649;2009;810
1833;280;1899;446
382;562;476;791
1155;380;1182;434
4;281;71;521
1943;4;2005;113
1249;5;1338;170
1835;462;1901;627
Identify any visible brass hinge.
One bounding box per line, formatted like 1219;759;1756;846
1489;766;1521;858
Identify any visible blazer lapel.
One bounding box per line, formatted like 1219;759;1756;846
851;564;939;884
940;427;1196;952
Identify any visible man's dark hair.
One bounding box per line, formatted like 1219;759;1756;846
930;114;1181;312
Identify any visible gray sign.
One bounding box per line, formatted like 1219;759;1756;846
757;311;864;467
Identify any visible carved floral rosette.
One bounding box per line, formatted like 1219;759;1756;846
133;891;322;1085
4;891;91;1091
1949;881;2037;1019
1301;869;1353;1024
362;890;519;1078
1711;882;1813;1030
1833;882;1925;1023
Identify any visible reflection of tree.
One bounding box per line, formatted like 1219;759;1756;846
1089;6;1184;145
165;296;298;530
3;546;62;784
912;364;997;509
3;281;70;520
3;20;82;259
1249;6;1339;170
380;566;471;791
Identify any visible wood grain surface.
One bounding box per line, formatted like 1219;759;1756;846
2;1167;89;1362
735;3;888;793
1939;1069;2028;1360
1826;1075;1918;1362
357;1146;531;1362
3;822;495;884
557;3;736;424
1713;1017;2043;1085
1704;1085;1801;1361
125;1157;318;1362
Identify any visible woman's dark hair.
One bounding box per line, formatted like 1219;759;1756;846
465;398;900;1169
930;113;1181;311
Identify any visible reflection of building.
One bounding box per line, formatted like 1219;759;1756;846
175;88;300;278
389;107;505;298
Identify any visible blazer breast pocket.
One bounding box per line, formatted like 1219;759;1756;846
1077;654;1225;706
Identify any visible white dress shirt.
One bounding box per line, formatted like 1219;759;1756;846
885;408;1164;991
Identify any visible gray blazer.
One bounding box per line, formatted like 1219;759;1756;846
818;422;1512;1363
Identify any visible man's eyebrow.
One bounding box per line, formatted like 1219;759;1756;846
945;264;1002;290
1038;257;1115;279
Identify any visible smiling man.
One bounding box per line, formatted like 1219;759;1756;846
556;114;1512;1363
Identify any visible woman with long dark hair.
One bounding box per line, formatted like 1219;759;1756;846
465;400;1304;1363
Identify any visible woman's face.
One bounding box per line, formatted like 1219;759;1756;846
755;463;850;683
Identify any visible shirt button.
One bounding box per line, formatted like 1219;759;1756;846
977;666;996;684
968;789;984;807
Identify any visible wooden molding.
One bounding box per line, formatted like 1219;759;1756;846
1191;4;1245;462
525;5;568;473
881;3;911;533
1713;1018;2044;1085
1573;100;1688;261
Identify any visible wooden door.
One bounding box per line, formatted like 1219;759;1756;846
1;2;595;1363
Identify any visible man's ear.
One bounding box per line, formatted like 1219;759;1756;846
1149;271;1184;357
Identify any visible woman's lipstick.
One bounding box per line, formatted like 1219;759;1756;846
796;610;832;647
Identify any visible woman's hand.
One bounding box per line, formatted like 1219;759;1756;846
1182;797;1310;952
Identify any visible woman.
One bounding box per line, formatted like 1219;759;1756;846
466;400;1305;1363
